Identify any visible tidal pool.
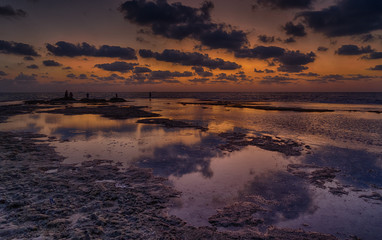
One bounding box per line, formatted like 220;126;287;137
1;98;382;239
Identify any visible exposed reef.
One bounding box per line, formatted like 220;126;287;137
0;132;338;239
137;118;208;131
42;105;160;120
179;101;335;113
218;132;307;156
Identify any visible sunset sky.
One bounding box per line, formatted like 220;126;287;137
0;0;381;92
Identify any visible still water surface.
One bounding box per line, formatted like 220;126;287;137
1;98;382;239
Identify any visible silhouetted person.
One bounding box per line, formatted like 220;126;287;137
64;90;68;99
69;92;73;99
86;93;89;99
149;92;152;101
115;93;118;98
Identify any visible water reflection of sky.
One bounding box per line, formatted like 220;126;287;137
1;99;382;239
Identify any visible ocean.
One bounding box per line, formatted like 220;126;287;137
1;92;382;105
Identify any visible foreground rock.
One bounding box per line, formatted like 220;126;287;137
0;131;338;239
42;105;160;120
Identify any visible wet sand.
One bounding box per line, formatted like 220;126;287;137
0;103;339;239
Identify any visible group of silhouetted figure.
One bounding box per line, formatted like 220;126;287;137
62;90;153;101
64;90;74;100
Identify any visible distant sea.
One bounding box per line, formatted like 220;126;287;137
0;92;382;105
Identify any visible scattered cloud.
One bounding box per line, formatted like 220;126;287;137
362;52;382;60
297;0;382;37
192;66;213;77
0;5;27;18
307;74;376;83
14;72;37;82
254;68;274;73
46;41;137;60
23;56;34;61
43;60;62;67
148;70;192;80
0;40;39;56
119;0;248;50
189;78;209;83
26;64;39;69
317;46;328;52
368;65;382;71
94;61;138;73
253;0;315;9
133;66;152;73
235;46;285;59
282;22;306;37
296;72;319;77
258;35;275;43
283;37;296;43
139;49;241;70
277;50;316;72
260;75;297;84
336;45;374;55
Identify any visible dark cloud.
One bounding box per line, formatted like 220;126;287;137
139;49;241;70
23;56;34;61
133;66;152;73
119;0;248;50
62;66;72;70
0;70;7;76
307;74;376;83
282;22;306;37
277;65;308;73
297;0;382;37
296;72;319;77
66;73;76;79
369;65;382;71
260;75;297;84
0;5;27;18
277;50;316;72
79;74;87;79
46;41;137;60
254;0;314;9
192;66;213;77
0;40;39;56
317;46;328;52
358;34;376;43
258;35;275;43
283;37;296;43
215;71;251;83
254;68;275;73
26;64;39;69
362;52;382;60
236;47;315;73
14;72;37;82
43;60;62;67
336;45;374;55
94;61;138;73
235;46;285;59
189;78;209;83
92;73;126;81
148;70;192;80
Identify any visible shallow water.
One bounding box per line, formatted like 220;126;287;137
1;98;382;239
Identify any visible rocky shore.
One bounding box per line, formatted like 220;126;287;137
0;131;338;239
0;102;341;239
